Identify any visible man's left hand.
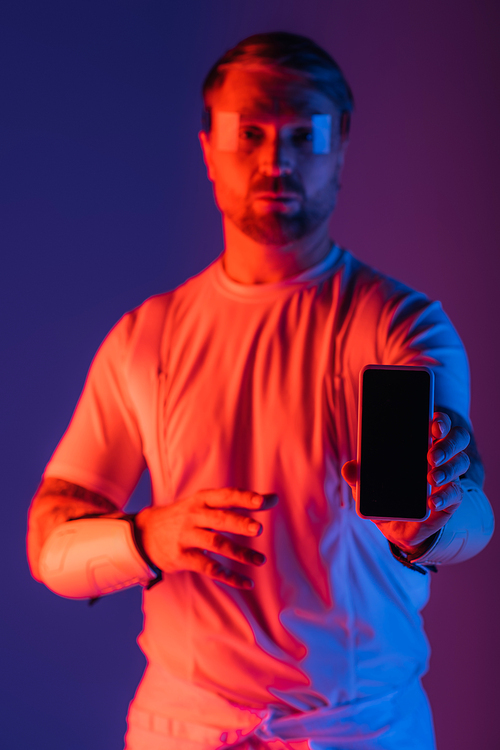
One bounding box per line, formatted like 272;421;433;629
341;412;471;555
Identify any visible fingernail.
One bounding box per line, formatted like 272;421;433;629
432;449;445;466
436;420;446;435
251;552;266;566
241;578;254;589
432;469;446;486
434;497;443;509
248;521;260;533
263;493;278;504
251;496;263;507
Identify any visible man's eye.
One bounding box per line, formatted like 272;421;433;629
240;127;263;142
291;128;313;146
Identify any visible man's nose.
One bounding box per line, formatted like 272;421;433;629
259;132;293;177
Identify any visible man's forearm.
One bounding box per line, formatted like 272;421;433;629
27;478;121;580
408;479;494;565
28;477;159;599
385;407;492;567
400;409;491;564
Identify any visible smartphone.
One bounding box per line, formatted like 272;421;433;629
356;365;434;521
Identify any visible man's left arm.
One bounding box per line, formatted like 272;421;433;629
397;407;493;566
342;408;494;565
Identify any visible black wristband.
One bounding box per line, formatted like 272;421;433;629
388;537;439;575
126;513;163;590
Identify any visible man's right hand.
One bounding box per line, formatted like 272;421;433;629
133;489;278;589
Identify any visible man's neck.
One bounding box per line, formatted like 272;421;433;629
222;218;333;284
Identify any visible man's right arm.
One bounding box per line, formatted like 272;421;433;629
27;477;122;581
28;479;276;593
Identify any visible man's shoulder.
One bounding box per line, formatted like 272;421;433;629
100;260;217;361
133;259;217;316
334;249;460;359
336;249;429;308
116;259;217;330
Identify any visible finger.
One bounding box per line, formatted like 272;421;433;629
182;548;254;589
429;451;470;488
256;493;279;511
341;460;358;487
431;481;463;512
199;488;277;511
195;507;263;537
191;529;266;567
430;481;463;512
431;412;451;440
429;425;470;467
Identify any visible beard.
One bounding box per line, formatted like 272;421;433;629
225;174;339;245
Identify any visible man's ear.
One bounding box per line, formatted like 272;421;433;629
334;138;349;184
199;130;215;182
337;138;349;167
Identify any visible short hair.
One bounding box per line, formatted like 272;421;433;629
202;32;354;133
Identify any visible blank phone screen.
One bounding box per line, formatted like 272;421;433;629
358;367;432;520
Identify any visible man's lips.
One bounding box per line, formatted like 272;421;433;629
252;192;301;201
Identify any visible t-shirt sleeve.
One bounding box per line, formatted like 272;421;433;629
44;312;146;508
339;257;471;425
379;285;470;421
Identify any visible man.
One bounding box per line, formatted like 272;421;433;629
27;32;493;750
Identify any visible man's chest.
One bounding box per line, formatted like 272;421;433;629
157;291;342;498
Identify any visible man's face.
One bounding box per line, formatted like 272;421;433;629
200;65;348;246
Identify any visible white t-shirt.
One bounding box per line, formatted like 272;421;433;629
44;245;469;742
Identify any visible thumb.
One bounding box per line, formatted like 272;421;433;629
341;460;358;488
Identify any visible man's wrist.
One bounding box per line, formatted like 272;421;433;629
388;532;441;574
395;533;440;561
126;513;163;587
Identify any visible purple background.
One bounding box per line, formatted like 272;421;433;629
2;1;499;748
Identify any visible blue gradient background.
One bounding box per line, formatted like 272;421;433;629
2;2;499;748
